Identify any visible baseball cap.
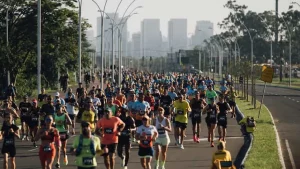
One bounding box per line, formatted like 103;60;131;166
55;92;60;97
218;141;226;149
32;99;38;104
105;107;112;112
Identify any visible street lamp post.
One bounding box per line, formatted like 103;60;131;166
37;0;42;94
77;0;83;83
6;7;10;86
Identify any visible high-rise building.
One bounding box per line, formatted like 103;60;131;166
96;13;128;58
141;19;162;57
192;20;213;46
132;33;141;58
85;30;96;50
168;19;187;51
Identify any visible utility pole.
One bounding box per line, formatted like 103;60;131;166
275;0;282;81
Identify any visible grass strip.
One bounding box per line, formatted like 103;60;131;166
236;98;281;169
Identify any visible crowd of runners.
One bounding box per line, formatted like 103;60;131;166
0;70;238;169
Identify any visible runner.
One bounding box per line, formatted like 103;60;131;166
173;94;191;149
65;93;77;135
34;115;60;169
29;99;40;147
153;107;171;169
228;86;237;118
203;98;220;147
54;105;72;168
116;106;136;169
0;113;20;169
40;96;55;127
190;91;207;143
96;108;125;169
71;121;107;169
77;98;98;134
135;115;158;169
19;95;32;141
217;96;232;142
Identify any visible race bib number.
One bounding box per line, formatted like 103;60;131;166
121;130;129;136
210;113;216;118
59;133;66;139
177;110;184;115
219;116;226;121
163;104;168;108
194;113;200;118
158;128;165;135
4;139;13;145
32;117;38;121
104;128;113;134
142;140;150;146
56;120;64;125
43;145;52;152
82;157;93;165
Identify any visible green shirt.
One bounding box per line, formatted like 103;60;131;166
72;136;101;167
54;113;66;132
205;90;218;104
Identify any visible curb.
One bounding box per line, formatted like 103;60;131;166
233;105;253;169
263;105;286;169
256;84;300;91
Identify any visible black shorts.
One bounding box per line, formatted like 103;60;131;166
175;121;187;130
217;115;227;128
21;116;30;123
1;145;16;157
205;117;217;127
78;167;96;169
135;120;143;127
138;146;154;157
118;135;131;144
28;123;39;129
59;132;70;142
101;143;117;156
68;114;76;120
229;101;236;107
191;117;201;125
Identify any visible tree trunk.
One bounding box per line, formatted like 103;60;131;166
246;75;249;102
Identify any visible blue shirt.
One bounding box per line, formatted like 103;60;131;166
168;92;178;100
132;101;150;111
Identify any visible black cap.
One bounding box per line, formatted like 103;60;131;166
81;121;90;128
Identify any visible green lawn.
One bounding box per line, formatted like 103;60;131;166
236;98;281;169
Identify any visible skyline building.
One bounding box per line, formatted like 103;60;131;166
141;19;162;57
192;20;213;47
168;19;188;51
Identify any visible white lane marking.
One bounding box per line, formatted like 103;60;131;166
292;99;295;101
284;96;287;98
184;136;243;142
285;139;296;169
288;98;291;99
28;148;38;152
297;101;299;103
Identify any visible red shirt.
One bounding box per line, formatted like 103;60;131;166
97;117;123;145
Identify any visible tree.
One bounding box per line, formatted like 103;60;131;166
0;0;92;96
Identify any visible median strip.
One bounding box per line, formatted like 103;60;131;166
235;98;282;169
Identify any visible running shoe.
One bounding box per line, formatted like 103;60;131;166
210;142;214;147
121;157;125;167
180;144;184;149
196;136;200;143
55;163;60;168
193;135;197;143
64;155;68;165
155;164;159;169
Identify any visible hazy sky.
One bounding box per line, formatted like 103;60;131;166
81;0;293;39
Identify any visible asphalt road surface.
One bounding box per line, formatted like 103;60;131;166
254;85;300;169
0;113;243;169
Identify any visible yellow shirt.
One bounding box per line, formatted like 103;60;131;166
174;100;191;123
212;150;232;168
72;136;101;167
81;110;96;130
239;117;255;133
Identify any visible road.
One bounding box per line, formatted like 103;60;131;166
0;88;243;169
255;85;300;169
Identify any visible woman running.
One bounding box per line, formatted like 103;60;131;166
203;98;220;147
34;115;60;169
54;105;72;168
0;113;20;169
136;115;158;169
29;99;40;147
154;107;171;169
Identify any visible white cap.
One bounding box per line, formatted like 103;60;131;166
55;92;60;97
